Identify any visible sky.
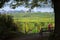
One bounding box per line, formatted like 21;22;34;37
0;0;54;12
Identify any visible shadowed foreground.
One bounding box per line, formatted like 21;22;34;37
8;32;51;40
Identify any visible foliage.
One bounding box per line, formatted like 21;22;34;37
0;0;10;8
0;0;52;9
9;12;54;34
0;14;24;40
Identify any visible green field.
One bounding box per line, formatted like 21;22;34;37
8;12;55;34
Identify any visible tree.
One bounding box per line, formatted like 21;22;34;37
0;0;10;8
0;0;49;12
48;0;60;40
0;14;24;40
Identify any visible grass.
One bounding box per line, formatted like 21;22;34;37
14;18;54;22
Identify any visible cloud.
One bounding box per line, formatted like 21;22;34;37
32;7;54;12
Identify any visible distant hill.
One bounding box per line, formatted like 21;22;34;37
8;12;54;19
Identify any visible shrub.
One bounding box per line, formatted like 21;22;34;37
0;14;24;40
